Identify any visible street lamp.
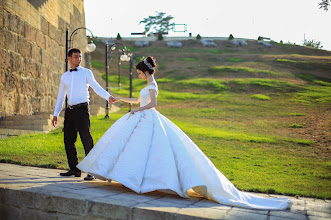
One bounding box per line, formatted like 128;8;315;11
65;27;96;72
110;43;126;90
119;53;133;112
104;42;133;117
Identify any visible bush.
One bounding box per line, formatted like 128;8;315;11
303;39;323;49
116;33;122;40
196;34;201;40
158;33;163;41
228;34;234;40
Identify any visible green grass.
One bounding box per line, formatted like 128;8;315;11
181;58;197;61
226;58;244;62
293;85;331;104
207;49;222;54
250;94;271;101
210;66;279;77
296;74;331;86
91;60;104;69
289;124;304;128
289;113;306;116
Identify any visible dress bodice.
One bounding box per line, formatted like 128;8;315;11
139;83;158;107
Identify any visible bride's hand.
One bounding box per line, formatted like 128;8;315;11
114;97;121;102
130;108;139;115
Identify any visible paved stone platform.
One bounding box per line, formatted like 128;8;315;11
0;163;330;220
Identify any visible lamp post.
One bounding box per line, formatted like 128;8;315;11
65;27;96;72
119;53;133;112
104;42;127;118
104;42;133;116
65;27;96;108
105;42;111;118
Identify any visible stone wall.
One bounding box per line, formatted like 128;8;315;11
0;0;88;117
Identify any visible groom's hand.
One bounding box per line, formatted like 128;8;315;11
109;95;116;103
52;116;58;128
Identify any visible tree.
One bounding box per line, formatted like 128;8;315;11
157;33;163;41
196;34;201;40
139;12;174;35
319;0;330;11
228;34;234;40
116;33;122;40
303;39;323;49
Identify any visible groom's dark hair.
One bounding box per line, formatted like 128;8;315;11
68;48;81;57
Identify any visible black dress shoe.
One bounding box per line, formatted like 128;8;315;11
84;174;95;181
60;170;81;177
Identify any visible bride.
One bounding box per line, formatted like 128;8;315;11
77;57;292;210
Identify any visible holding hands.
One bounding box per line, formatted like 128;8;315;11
108;96;117;103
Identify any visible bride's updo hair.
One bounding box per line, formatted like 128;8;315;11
136;56;157;75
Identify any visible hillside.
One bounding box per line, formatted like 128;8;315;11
91;39;331;147
88;38;331;198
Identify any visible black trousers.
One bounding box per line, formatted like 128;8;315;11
64;105;93;172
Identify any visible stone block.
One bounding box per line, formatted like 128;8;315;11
226;209;268;220
0;49;11;70
24;22;36;43
8;13;19;34
42;193;89;216
36;30;45;49
31;42;41;63
270;210;308;220
17;94;32;115
0;69;5;84
0;8;4;28
87;198;132;219
17;17;25;36
35;79;46;96
3;30;17;52
0;204;21;220
2;10;9;30
40;16;49;36
10;51;23;73
306;203;331;214
0;28;4;48
38;64;45;79
18;36;30;58
45;35;53;52
4;71;17;92
19;206;58;220
132;203;180;220
31;97;41;113
55;29;63;46
20;78;33;95
4;189;46;209
25;59;37;77
48;23;57;40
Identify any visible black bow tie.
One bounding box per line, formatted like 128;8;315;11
70;68;78;72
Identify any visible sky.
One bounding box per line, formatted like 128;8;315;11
84;0;331;51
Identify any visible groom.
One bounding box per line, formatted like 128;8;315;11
52;48;115;180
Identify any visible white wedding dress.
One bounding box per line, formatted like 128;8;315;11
77;83;292;210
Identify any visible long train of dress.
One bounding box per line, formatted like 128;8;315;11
77;108;292;210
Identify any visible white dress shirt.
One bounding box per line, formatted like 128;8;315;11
53;66;110;117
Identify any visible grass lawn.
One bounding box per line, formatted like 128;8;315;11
1;75;330;199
